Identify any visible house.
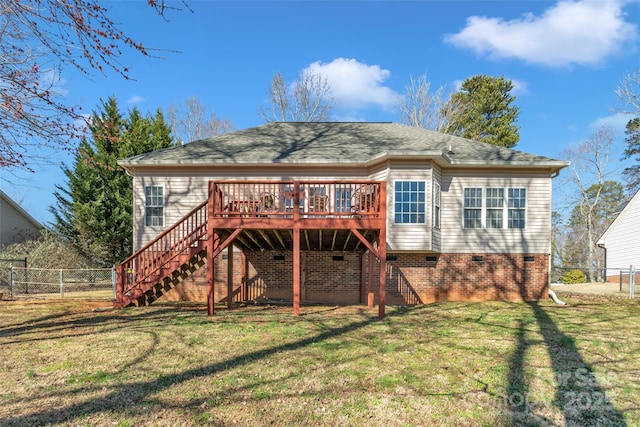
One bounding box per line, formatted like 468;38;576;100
115;122;569;317
597;189;640;280
0;189;43;249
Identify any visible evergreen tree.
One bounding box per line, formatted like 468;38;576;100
621;117;640;193
444;75;520;148
564;181;625;277
50;97;173;266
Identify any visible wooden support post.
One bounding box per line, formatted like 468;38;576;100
378;182;388;319
227;245;234;309
378;228;387;319
241;250;247;301
368;250;375;307
360;251;367;304
207;182;216;316
293;228;301;316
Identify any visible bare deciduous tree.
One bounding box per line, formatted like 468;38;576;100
615;70;640;114
396;73;453;132
0;0;184;170
166;97;234;144
560;126;623;281
258;71;333;122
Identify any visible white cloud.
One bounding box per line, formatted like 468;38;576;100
303;58;398;109
126;95;145;104
589;112;631;134
445;0;637;67
510;78;528;96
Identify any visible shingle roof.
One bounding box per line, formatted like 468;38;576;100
119;122;569;170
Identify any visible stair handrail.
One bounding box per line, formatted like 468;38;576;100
116;200;209;301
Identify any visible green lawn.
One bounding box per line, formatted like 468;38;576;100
0;295;637;426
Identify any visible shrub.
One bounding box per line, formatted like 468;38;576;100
0;229;90;268
562;269;587;284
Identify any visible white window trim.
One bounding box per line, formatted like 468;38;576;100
144;184;165;228
392;179;427;225
433;182;441;229
463;186;527;230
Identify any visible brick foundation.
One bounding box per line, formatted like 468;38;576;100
164;250;549;305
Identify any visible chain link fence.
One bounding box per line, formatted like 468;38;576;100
552;265;637;298
0;267;115;300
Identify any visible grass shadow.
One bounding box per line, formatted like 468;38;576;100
506;302;626;426
0;304;421;426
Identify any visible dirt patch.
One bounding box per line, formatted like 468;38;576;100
551;282;628;296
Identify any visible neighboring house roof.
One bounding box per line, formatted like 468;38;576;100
0;189;43;248
119;122;569;172
597;189;640;247
0;189;43;230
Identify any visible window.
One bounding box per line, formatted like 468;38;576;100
463;188;482;229
433;182;441;229
463;187;527;229
485;188;504;229
145;186;164;227
283;184;304;212
394;181;426;224
508;188;526;229
335;188;351;213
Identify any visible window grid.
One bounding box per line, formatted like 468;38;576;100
508;188;526;229
485;188;504;229
145;186;164;227
463;188;482;229
394;181;426;224
335;188;351;213
463;187;526;229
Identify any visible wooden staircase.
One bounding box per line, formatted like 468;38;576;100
114;200;212;308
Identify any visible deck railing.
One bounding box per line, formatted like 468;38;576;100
116;200;209;302
211;181;382;218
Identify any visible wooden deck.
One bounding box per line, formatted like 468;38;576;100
207;181;388;317
209;181;386;251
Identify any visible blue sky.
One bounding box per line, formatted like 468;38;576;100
3;0;640;224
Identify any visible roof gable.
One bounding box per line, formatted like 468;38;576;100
0;189;43;230
597;189;640;246
119;122;568;171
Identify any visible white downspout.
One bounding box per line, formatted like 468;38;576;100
548;289;566;305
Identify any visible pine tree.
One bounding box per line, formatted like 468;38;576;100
50;97;173;266
444;75;520;148
622;117;640;193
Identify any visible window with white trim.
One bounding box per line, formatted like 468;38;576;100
433;182;441;229
394;181;426;224
508;188;526;229
463;187;527;229
145;185;164;227
485;188;504;229
335;188;351;213
463;188;482;229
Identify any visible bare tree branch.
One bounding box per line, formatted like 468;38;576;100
396;73;451;132
560;126;620;280
0;0;185;170
258;70;333;122
166;96;233;144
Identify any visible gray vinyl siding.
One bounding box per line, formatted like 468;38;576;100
386;163;433;251
133;167;374;250
440;170;552;254
0;196;42;248
131;166;554;255
598;191;640;271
